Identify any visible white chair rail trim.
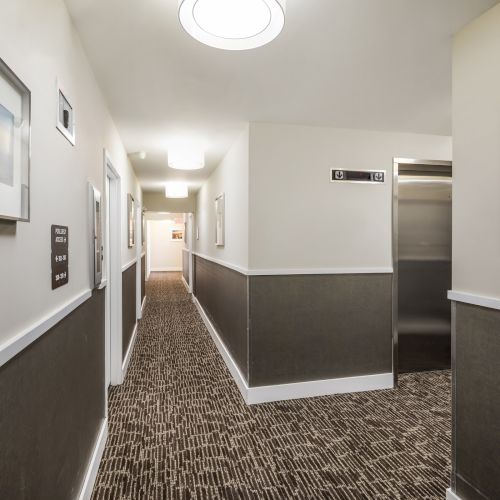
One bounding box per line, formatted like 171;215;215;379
192;252;393;276
448;290;500;311
0;289;92;368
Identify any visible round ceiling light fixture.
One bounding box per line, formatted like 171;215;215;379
178;0;286;51
168;143;205;170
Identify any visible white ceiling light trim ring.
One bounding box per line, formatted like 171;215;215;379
178;0;286;51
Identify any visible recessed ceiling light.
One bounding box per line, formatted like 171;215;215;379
165;182;189;198
178;0;286;51
168;143;205;170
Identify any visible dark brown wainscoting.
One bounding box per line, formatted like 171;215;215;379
454;302;500;500
249;274;393;387
122;263;137;360
193;255;249;381
193;256;394;389
0;288;105;500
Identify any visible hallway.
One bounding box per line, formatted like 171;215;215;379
92;273;451;500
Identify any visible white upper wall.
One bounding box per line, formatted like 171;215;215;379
452;3;500;298
0;0;141;344
148;219;184;271
249;123;452;271
143;192;196;214
195;126;249;270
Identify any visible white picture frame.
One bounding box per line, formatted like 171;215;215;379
56;80;75;146
215;193;225;247
88;183;103;288
127;193;135;248
0;57;31;222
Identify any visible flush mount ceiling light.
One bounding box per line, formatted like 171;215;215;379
168;144;205;170
178;0;286;51
165;182;189;198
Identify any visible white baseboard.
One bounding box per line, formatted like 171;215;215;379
150;267;182;272
446;488;462;500
193;295;394;405
181;276;191;293
0;289;92;368
248;371;394;405
121;322;138;379
78;418;108;500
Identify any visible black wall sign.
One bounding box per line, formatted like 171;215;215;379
51;225;69;290
331;169;385;183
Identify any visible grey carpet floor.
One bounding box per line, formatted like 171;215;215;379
91;272;451;500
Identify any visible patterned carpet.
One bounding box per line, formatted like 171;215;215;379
91;272;451;500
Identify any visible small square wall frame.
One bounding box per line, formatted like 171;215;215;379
56;80;75;146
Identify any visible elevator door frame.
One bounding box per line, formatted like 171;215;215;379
392;158;452;386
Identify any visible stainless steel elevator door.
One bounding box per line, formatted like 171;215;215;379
397;168;452;372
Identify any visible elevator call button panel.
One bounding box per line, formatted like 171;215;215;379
331;169;386;184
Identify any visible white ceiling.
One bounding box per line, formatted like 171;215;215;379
65;0;498;192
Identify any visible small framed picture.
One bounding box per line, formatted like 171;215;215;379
0;57;31;222
56;81;75;145
127;194;135;248
88;183;103;288
215;193;225;247
141;209;145;247
171;228;184;241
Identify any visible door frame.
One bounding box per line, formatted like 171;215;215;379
104;149;123;387
392;158;452;386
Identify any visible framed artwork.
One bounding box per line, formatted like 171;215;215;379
56;82;75;145
171;228;184;241
141;209;145;247
215;193;225;247
88;183;103;289
0;57;31;222
128;194;135;248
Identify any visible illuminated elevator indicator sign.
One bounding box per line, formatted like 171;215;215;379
331;169;385;184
